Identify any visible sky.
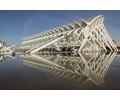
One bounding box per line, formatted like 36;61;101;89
0;10;120;45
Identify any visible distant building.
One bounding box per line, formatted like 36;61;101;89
0;40;4;48
18;15;118;54
0;40;15;55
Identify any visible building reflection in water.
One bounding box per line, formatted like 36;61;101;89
17;52;117;86
0;54;15;63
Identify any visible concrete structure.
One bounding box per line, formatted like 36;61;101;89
18;15;118;54
0;40;15;55
17;52;116;86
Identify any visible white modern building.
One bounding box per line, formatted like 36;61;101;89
0;40;15;55
18;15;118;54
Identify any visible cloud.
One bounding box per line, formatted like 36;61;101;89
24;18;34;34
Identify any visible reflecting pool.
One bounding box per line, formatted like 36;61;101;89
0;52;120;90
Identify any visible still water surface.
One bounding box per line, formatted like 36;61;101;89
0;52;120;90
